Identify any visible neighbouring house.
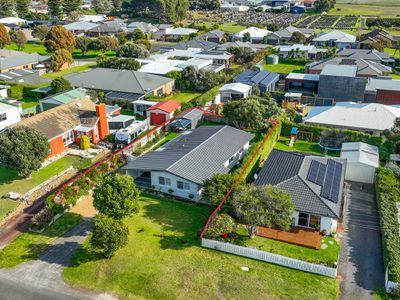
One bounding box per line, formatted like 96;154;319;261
10;97;109;157
358;29;400;49
216;41;269;53
65;68;175;110
340;142;379;184
127;22;158;34
233;27;271;44
266;26;314;45
0;102;21;131
285;72;320;95
233;69;280;93
146;100;181;125
87;20;128;37
121;125;253;201
0;17;26;26
306;57;392;78
218;82;252;102
0;50;50;73
364;78;400;105
312;30;357;49
304;102;400;135
152;24;174;40
39;88;89;111
64;21;99;35
0;69;51;85
160;39;218;52
337;48;395;67
159;27;198;42
317;65;367;103
254;149;346;235
78;15;106;23
200;30;226;44
132;99;158;116
168;108;204;132
0;84;8;97
275;44;327;60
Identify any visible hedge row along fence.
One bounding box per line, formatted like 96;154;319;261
200;121;280;239
375;167;400;282
0;81;45;99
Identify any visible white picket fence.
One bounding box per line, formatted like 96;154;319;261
201;238;337;278
385;267;399;292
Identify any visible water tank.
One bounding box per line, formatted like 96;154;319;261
267;54;279;65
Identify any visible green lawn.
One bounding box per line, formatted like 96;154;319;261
43;63;96;79
0;198;19;221
219;22;247;33
262;63;305;74
154;132;181;149
0;155;84;199
390;73;400;79
20;98;39;110
234;225;340;267
63;194;339;299
147;91;202;103
329;2;400;16
385;48;400;59
0;213;82;268
275;137;340;157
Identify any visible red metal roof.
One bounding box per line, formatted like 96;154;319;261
147;100;181;113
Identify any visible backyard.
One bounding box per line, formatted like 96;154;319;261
275;137;340;157
146;91;202;103
262;62;305;74
42;63;96;79
63;194;339;299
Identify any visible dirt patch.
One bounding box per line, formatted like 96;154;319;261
70;192;97;218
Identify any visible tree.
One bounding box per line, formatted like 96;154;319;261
118;42;150;58
90;36;119;52
44;25;76;53
32;24;50;42
190;0;220;10
0;24;11;49
232;184;294;238
67;10;83;22
227;46;255;64
93;174;140;220
223;96;281;130
314;0;335;13
242;32;251;42
48;0;63;19
51;76;72;93
131;29;146;41
0;0;15;18
0;126;50;177
90;214;129;258
62;0;82;15
202;173;239;205
205;214;236;239
134;39;151;51
50;49;73;71
16;0;29;18
112;0;122;11
92;0;112;13
267;24;279;32
290;31;307;44
75;36;92;56
97;56;140;70
80;135;90;150
11;30;27;50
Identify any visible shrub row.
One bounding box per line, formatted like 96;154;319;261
375;167;400;282
1;81;44;99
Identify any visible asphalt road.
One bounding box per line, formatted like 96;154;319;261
339;182;384;299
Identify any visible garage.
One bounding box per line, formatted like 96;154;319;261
146;100;182;126
340;142;379;184
150;112;167;125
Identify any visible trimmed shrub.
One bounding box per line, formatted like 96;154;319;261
31;207;54;228
80;135;90;150
8;85;24;99
45;194;64;215
206;213;236;239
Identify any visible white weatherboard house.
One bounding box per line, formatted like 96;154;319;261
255;150;346;235
0;102;21;131
218;82;252;102
121;126;253;201
340;142;379;184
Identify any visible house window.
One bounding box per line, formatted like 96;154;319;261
0;113;6;122
157;88;163;96
62;131;74;146
298;212;321;228
177;181;190;190
228;156;235;164
158;176;171;186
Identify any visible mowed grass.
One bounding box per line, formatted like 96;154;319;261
262;63;304;74
43;63;96;79
0;213;82;268
63;194;339;299
219;22;247;33
329;0;400;16
0;198;19;221
275;137;340;157
385;48;400;59
147;91;202;103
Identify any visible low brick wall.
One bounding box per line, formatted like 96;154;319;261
201;238;337;278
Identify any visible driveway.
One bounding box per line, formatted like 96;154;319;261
0;219;114;300
339;181;385;299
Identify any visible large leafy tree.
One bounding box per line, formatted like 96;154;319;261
93;174;140;220
90;214;129;258
62;0;82;15
51;76;72;93
314;0;335;13
202;174;239;205
48;0;63;19
11;30;26;50
126;0;188;23
232;184;294;237
16;0;29;18
0;0;15;18
118;42;150;58
50;49;73;71
32;24;50;42
92;0;112;13
0;126;50;177
0;24;11;49
44;25;76;53
227;46;255;64
90;36;119;52
223;96;281;130
112;0;122;11
97;56;140;71
75;36;92;56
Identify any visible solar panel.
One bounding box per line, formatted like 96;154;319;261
307;160;327;186
321;160;343;203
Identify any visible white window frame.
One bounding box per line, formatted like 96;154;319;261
62;130;74;146
177;181;190;190
158;176;171;186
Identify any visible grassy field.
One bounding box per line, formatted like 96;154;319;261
43;63;96;79
330;0;400;16
0;213;82;268
0;198;19;221
234;225;340;266
262;63;304;74
218;22;246;33
63;194;339;299
147;91;202;103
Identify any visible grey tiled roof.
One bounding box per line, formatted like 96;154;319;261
233;69;280;89
254;149;346;218
123;125;253;184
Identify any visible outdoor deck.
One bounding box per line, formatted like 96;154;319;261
256;226;322;250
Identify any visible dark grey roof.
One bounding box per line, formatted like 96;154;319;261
65;68;174;95
202;30;225;39
175;108;204;122
0;52;46;70
171;39;218;51
123;125;253;184
234;69;280;89
254;150;346;218
88;21;127;34
105;91;144;102
337;49;392;62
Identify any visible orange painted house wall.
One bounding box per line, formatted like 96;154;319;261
96;104;109;140
49;136;68;157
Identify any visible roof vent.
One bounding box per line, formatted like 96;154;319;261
76;102;82;107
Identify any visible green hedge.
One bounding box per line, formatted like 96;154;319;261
281;120;383;147
2;81;44;99
375;167;400;282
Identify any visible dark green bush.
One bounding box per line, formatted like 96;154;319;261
45;194;64;215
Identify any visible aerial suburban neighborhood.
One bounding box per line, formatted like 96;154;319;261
0;0;399;299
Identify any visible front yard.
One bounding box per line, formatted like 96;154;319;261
146;90;202;103
63;194;339;299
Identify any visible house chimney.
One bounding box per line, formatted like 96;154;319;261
96;103;109;141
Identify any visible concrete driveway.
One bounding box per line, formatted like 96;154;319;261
338;181;385;299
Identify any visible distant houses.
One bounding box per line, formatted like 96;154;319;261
312;30;357;49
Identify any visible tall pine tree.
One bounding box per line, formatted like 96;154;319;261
48;0;63;19
0;0;15;18
16;0;29;18
62;0;82;15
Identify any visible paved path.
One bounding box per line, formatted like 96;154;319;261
339;182;384;299
0;219;114;300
